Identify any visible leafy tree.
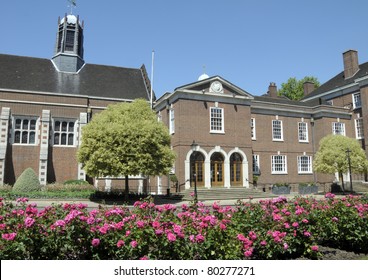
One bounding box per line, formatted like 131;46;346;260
278;76;320;100
313;135;368;191
77;99;176;200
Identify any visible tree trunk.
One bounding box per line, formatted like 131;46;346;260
339;172;345;193
125;175;129;201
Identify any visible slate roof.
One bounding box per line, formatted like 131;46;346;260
302;61;368;100
0;54;150;100
254;95;323;108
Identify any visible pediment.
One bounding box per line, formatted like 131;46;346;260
175;76;254;99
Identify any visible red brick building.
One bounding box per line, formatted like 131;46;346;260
0;14;152;189
155;70;355;193
0;11;366;195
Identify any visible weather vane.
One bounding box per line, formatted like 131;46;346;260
67;0;77;15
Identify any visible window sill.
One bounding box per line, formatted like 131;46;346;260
210;131;225;134
271;172;288;175
272;139;284;142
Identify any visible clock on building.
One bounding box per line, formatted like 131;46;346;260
210;81;223;93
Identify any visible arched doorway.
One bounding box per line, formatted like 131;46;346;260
230;153;243;186
211;152;224;187
190;152;205;188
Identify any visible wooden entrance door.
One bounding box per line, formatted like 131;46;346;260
211;153;224;187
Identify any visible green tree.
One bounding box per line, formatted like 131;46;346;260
12;167;41;192
77;99;176;200
313;135;368;191
278;76;320;100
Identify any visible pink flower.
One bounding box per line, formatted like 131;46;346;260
248;231;257;241
332;217;339;222
91;238;100;247
24;217;35;228
189;235;195;243
117;240;125;248
303;231;311;237
136;220;145;228
302;219;309;224
283;242;289;250
152;221;161;228
2;233;17;241
260;240;267;246
325;193;335;199
284;222;290;229
167;232;176;242
196;234;205;243
311;245;319;251
237;234;247;242
53;220;66;227
16;197;29;203
130;240;138;248
292;222;299;228
244;249;253;257
219;223;227;230
140;256;149;260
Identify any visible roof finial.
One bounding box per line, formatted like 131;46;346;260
198;65;209;81
68;0;77;15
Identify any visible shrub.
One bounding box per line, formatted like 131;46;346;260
12;168;41;192
63;179;90;186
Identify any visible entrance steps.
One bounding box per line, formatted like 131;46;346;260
179;187;276;201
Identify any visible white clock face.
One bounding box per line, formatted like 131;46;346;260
210;81;223;93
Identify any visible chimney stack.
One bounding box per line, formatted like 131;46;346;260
343;50;359;79
268;82;278;98
303;81;315;96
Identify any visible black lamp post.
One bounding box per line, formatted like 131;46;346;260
346;148;353;192
191;140;199;204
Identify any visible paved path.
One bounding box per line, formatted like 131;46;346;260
25;193;326;210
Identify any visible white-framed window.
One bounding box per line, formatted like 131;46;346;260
253;154;260;174
13;116;38;145
53;119;76;146
355;118;364;139
169;108;175;134
157;112;162;122
352;93;361;109
272;119;283;141
210;107;224;133
298;122;308;142
271;155;287;174
251;118;256;140
297;155;313;174
332;122;345;136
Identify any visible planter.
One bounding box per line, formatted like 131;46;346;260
298;185;318;195
271;185;291;195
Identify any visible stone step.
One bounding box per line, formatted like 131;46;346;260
179;187;276;201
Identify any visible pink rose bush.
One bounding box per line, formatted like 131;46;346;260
0;193;367;260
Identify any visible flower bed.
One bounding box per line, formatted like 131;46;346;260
0;194;367;260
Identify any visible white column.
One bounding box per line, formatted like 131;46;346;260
204;159;211;188
185;159;190;189
39;110;50;186
77;112;88;181
224;158;231;188
105;177;112;192
243;161;249;187
0;108;10;185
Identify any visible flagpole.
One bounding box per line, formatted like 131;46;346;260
150;50;155;110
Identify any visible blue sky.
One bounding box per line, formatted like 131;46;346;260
1;0;367;98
